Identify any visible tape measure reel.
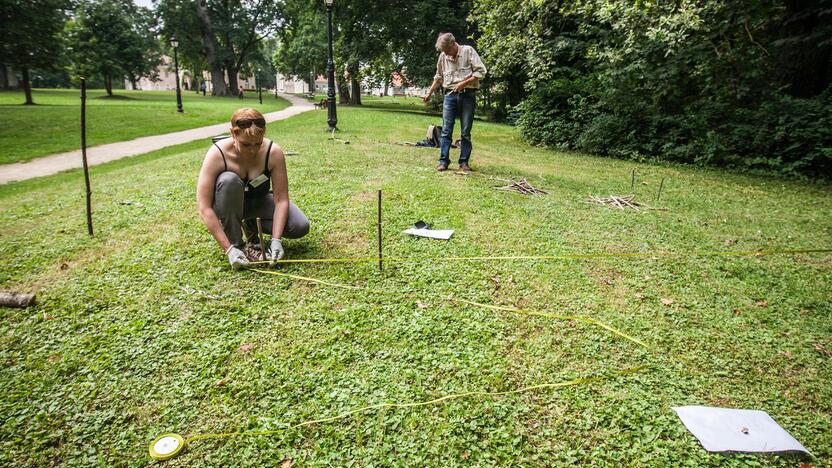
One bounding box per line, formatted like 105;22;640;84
149;433;185;461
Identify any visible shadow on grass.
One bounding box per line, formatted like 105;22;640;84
93;94;137;100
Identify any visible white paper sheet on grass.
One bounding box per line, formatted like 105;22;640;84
672;406;810;455
402;227;454;240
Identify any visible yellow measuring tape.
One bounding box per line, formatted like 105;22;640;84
148;246;829;460
149;267;657;460
252;268;653;351
183;365;646;444
246;247;831;266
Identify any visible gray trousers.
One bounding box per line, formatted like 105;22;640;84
213;171;310;248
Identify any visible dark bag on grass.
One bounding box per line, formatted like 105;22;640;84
415;124;442;147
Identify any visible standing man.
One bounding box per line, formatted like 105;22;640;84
423;33;487;172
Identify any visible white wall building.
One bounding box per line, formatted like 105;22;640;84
125;56;260;94
274;73;310;94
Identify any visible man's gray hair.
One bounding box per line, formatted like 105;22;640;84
435;32;455;51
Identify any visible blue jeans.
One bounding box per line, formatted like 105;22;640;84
440;90;476;165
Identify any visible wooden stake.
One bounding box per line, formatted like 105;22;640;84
256;217;267;261
631;168;636;189
80;78;93;236
377;190;383;272
657;178;665;201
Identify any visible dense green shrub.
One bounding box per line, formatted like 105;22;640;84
476;0;832;177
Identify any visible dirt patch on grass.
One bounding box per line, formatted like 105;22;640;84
320;228;368;254
585;265;630;309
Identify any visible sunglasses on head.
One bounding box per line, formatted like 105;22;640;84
234;118;266;129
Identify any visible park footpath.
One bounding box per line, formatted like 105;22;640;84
0;93;314;185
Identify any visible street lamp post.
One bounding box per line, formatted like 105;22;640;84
170;36;183;113
324;0;337;131
257;68;263;104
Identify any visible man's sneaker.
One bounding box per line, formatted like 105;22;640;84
459;162;472;172
437;163;449;172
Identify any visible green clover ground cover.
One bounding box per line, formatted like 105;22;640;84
0;89;290;165
0;104;830;466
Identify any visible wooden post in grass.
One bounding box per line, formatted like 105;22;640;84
631;168;636;189
256;217;267;261
80;78;93;236
656;178;665;201
377;190;383;272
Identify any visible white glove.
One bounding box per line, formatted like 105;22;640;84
226;245;249;270
267;238;285;266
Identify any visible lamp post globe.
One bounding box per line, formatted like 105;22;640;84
170;36;183;113
324;0;337;131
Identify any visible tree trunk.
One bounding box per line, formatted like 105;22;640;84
105;74;113;96
210;66;226;96
129;75;139;90
335;74;350;104
21;66;33;105
383;81;388;97
350;76;361;105
226;65;240;96
1;65;10;89
195;0;227;96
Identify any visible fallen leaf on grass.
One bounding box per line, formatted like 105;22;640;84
416;300;428;309
634;292;644;300
756;300;769;308
42;313;54;321
724;239;738;246
215;379;226;386
461;452;469;460
733;308;741;316
280;458;293;468
240;343;255;353
813;343;831;356
48;354;61;363
59;263;69;270
661;298;674;306
782;351;793;359
799;463;813;468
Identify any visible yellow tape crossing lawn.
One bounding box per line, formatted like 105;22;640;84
149;247;830;459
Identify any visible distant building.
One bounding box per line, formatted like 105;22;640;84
126;55;170;90
365;72;427;97
125;56;261;94
274;73;311;94
314;75;328;93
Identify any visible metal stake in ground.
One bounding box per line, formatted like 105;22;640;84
377;190;383;272
80;78;93;236
256;217;267;261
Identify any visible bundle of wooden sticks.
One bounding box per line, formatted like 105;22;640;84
587;194;649;210
495;178;548;195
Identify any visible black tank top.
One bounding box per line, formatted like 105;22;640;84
214;139;274;198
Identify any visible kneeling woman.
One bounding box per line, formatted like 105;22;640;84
197;108;309;269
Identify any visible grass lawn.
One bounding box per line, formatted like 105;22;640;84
0;103;830;466
0;88;290;165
